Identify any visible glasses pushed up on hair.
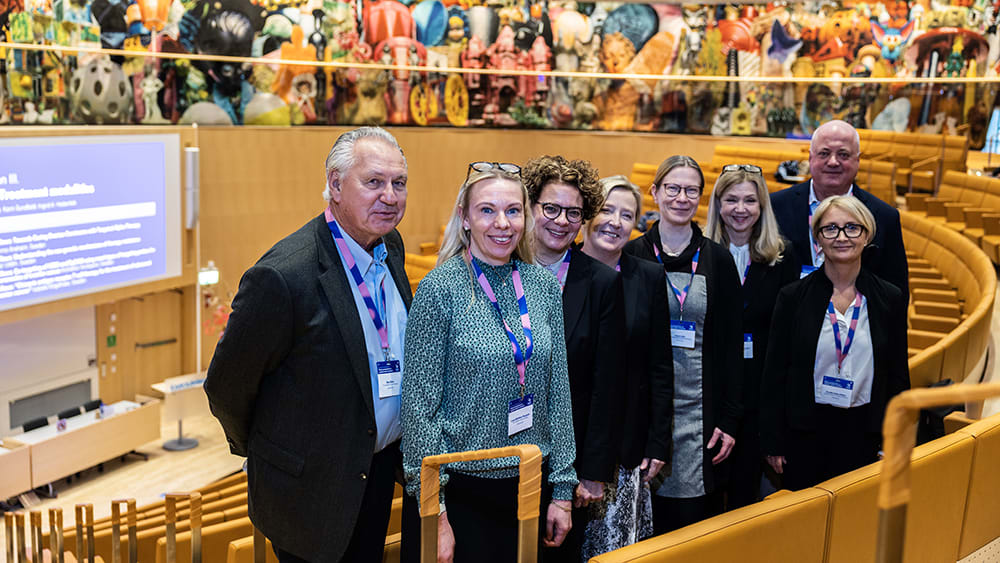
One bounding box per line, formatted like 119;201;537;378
538;202;584;224
818;223;866;240
467;161;521;180
722;164;763;175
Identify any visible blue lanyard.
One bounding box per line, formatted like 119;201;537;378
827;293;863;374
468;252;534;392
327;211;390;357
654;243;700;314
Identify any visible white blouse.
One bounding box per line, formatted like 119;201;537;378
729;243;750;284
813;294;875;408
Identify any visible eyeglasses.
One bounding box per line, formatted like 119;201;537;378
811;149;856;162
659;183;702;199
722;164;763;175
466;161;521;180
818;223;866;240
537;202;584;224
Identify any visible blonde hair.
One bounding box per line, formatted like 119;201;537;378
810;195;876;243
585;175;642;234
704;168;786;265
437;169;535;268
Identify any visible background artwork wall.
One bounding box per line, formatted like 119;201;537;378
1;0;997;145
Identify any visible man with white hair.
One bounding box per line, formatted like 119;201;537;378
770;120;908;297
205;127;411;562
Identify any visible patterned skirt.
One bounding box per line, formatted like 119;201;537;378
581;466;654;561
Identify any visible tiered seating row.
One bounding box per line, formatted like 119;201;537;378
905;170;1000;264
858;130;968;194
591;410;1000;562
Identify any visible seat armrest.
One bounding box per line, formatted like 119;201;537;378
905;193;932;211
982;213;1000;235
943;202;971;222
418;242;439;256
924;198;955;217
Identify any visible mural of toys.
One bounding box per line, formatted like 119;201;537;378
0;0;997;146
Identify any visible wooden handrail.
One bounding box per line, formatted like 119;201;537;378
877;383;1000;563
419;444;543;563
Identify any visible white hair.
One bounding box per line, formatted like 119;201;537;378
322;127;406;201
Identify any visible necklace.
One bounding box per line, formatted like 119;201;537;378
660;233;692;255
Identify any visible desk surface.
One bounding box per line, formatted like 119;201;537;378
12;400;141;445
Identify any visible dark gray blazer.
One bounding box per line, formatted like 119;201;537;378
204;213;412;562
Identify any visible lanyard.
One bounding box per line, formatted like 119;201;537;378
615;259;621;272
827;292;863;374
468;252;534;393
556;248;572;291
326;211;391;358
654;243;700;314
740;262;750;286
808;201;822;260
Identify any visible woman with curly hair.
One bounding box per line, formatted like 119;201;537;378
523;155;626;562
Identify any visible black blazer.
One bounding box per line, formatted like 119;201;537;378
759;267;910;456
562;246;626;483
623;223;744;492
204;214;413;562
617;251;674;469
740;256;800;414
770;181;909;299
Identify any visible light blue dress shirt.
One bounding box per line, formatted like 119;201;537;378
331;222;407;453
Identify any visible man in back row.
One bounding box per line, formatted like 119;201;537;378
770;119;909;297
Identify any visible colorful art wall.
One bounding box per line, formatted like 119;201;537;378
0;0;996;146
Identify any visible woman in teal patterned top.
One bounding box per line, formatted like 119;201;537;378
400;162;577;563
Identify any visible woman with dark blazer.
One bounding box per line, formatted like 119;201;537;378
703;165;799;509
623;155;744;534
523;155;626;562
579;175;673;558
760;195;910;491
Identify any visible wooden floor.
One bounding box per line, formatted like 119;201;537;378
0;413;243;562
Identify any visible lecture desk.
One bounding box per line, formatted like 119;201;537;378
0;441;31;499
6;399;161;487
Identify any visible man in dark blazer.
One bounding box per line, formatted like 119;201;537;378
770;120;909;297
204;127;411;562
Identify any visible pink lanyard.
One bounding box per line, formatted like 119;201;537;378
468;252;534;391
827;292;863;374
653;243;700;313
809;201;822;258
556;248;572;291
740;263;750;286
326;209;390;357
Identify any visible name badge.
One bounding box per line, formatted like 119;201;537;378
377;360;402;398
670;320;696;349
508;393;534;436
819;375;853;408
743;333;753;359
800;265;818;279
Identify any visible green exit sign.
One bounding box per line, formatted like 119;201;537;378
107;334;117;348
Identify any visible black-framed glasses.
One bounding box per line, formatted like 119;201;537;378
537;202;584;224
659;183;702;199
818;223;866;240
467;161;521;180
722;164;763;175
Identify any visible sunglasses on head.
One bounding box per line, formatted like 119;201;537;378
722;164;763;175
466;161;521;180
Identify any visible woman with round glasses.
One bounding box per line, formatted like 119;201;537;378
704;164;798;508
400;161;576;562
523;154;626;561
760;195;909;491
578;175;673;558
622;155;743;534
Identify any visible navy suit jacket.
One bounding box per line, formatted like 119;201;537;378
770;181;908;299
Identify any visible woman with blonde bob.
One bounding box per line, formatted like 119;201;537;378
760;195;909;491
579;175;673;557
704;164;798;508
400;162;577;563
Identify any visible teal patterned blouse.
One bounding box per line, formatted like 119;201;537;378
401;254;578;506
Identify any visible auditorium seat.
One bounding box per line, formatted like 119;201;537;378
588;487;831;562
226;535;280;563
955;413;1000;558
816;431;974;563
154;516;254;563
